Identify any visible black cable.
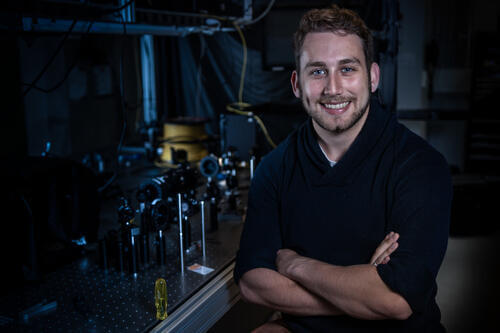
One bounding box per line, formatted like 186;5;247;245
101;0;135;16
195;34;207;117
21;21;95;93
22;19;77;97
241;0;276;26
21;64;74;93
21;1;135;97
97;10;129;193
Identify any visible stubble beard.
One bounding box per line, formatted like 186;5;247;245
301;93;370;135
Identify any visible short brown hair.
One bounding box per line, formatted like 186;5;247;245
293;4;374;72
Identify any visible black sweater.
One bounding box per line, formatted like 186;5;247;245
234;100;452;332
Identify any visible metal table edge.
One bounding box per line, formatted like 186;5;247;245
150;261;240;333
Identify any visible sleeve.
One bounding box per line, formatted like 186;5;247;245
376;149;453;314
233;153;283;284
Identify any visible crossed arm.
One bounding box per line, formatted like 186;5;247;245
238;232;412;320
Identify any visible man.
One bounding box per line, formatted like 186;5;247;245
234;4;452;333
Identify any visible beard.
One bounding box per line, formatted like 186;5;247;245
301;92;370;135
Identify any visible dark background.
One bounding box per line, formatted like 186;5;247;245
1;0;499;331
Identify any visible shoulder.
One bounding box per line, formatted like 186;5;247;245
393;122;451;185
253;122;304;181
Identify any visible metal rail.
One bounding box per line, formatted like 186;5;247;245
151;262;240;333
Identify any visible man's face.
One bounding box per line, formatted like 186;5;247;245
291;32;379;135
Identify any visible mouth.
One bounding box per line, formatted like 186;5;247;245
320;101;351;114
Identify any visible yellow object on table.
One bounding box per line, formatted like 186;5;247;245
155;278;168;320
160;118;209;163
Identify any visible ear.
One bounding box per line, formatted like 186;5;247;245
370;62;380;93
291;70;301;98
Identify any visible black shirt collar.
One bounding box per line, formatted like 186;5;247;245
298;98;393;186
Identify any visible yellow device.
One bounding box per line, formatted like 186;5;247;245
160;120;209;163
155;278;168;320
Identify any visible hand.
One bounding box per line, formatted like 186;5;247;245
276;249;308;278
370;231;399;266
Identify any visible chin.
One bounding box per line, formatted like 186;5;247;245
317;111;363;134
315;119;347;134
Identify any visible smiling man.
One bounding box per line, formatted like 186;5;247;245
234;5;452;332
292;31;378;163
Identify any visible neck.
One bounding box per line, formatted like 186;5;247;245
313;107;370;162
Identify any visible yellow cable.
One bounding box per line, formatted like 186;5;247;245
226;103;276;149
227;23;277;149
253;114;276;149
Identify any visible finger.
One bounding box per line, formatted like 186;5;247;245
372;237;399;266
373;242;398;266
385;240;399;256
370;236;390;263
381;256;390;264
370;232;399;264
377;241;399;261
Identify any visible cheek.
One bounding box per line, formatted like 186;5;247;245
301;85;314;107
345;77;369;96
303;80;323;98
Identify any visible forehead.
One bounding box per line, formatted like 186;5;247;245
300;32;365;68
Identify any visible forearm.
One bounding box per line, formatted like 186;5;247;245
238;268;343;316
285;258;412;320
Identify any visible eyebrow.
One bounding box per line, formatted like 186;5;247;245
304;61;327;69
304;57;362;69
339;57;362;66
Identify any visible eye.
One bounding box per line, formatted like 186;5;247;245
311;69;326;76
341;67;355;73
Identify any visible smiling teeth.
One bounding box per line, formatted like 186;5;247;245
324;102;349;109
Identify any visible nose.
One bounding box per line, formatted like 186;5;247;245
323;72;342;95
